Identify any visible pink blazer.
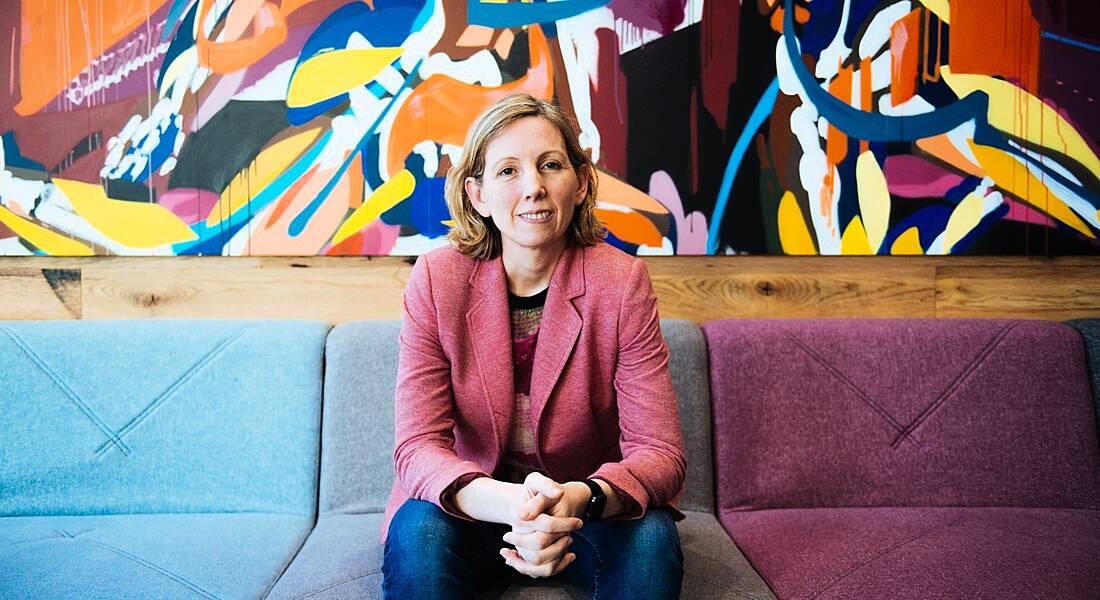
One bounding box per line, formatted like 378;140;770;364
383;241;686;540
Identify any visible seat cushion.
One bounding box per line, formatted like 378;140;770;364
268;510;775;599
0;513;314;599
720;507;1100;600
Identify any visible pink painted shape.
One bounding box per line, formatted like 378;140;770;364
360;218;401;255
608;0;688;36
159;188;219;224
883;155;965;198
648;170;707;254
191;68;246;131
1003;198;1056;227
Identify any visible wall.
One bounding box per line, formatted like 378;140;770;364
2;1;1098;258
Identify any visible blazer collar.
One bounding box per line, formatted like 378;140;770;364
465;245;587;455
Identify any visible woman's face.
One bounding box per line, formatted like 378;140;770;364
465;116;588;258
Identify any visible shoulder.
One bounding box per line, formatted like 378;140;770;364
411;245;477;283
580;242;650;294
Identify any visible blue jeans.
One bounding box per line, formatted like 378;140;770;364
382;499;684;599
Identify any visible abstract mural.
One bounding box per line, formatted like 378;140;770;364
0;0;1097;256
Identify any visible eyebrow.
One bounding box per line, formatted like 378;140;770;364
488;150;567;171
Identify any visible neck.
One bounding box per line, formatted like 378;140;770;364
501;239;567;297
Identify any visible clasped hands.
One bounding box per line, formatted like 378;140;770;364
499;472;591;578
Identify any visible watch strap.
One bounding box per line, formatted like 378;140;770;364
580;479;606;524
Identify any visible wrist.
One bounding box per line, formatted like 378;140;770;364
563;481;593;519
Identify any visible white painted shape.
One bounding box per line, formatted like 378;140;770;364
637;236;674;255
816;0;852;80
233;58;295;101
858;1;911;59
389;233;451;255
400;0;445;73
413;141;439;178
420;49;502;86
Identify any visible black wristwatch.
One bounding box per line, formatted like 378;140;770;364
580;479;606;524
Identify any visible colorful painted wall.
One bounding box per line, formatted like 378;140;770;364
0;0;1097;256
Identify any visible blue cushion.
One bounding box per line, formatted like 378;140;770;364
0;319;329;516
0;513;312;599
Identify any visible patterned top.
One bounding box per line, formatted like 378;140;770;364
494;286;548;484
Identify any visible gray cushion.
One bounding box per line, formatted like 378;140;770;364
663;319;715;513
1066;318;1100;443
0;513;313;600
266;511;774;600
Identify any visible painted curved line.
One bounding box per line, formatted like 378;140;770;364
707;78;780;255
288;59;423;237
780;0;1099;214
467;0;612;28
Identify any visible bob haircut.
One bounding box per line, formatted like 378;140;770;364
444;93;604;260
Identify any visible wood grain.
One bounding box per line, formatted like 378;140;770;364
0;256;1097;323
0;268;81;319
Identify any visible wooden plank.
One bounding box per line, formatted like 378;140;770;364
0;268;81;319
645;257;937;319
81;262;411;321
935;264;1100;320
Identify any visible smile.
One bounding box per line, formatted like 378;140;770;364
518;211;553;223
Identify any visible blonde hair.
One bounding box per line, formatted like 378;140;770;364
444;93;604;260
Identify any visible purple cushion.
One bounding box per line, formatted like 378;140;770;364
720;507;1100;600
702;319;1100;512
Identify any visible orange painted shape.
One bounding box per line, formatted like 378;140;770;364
890;9;922;106
949;0;1040;93
595;209;664;247
16;0;171;115
385;25;554;178
860;55;873;112
598;172;669;215
825;62;851;167
196;1;288;74
769;7;785;34
915;134;984;178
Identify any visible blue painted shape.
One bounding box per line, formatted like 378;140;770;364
160;0;195;43
879;204;953;252
467;0;611;28
836;139;860;227
411;0;435;31
944;176;981;205
409;176;449;239
782;0;988;142
842;0;880;48
286;1;424;125
707;78;780;254
2;132;47;171
288;61;422;237
361;136;384;191
173;130;333;254
1041;31;1100;54
156;1;198;92
951;203;1008;254
136;121;180;183
799;0;845;58
602;230;638;255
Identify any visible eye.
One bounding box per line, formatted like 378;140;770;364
498;166;516;177
542;161;563;171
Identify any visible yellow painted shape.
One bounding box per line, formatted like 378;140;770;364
287;47;404;108
941;66;1100;185
52;179;197;248
942;190;985;253
778;191;816;255
331;169;416;245
968;141;1094;238
208;128;323;227
0;205;94;256
855;150;890;253
891;227;924;255
921;0;950;23
840;216;873;255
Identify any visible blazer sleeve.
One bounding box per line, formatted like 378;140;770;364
590;257;687;519
393;253;489;519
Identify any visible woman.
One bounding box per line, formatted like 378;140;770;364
382;93;686;599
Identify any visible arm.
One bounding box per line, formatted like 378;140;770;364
588;258;687;519
392;254;490;518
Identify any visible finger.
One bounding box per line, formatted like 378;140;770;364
515;535;573;566
549;552;577;577
523;472;564;501
503;530;565;552
500;548;557;579
518;492;559;521
525;512;583;534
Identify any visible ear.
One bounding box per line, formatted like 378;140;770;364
465;176;491;218
574;166;590;206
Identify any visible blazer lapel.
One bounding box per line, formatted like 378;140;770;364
465;256;515;452
528;245;585;435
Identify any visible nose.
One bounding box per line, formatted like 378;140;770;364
522;168;546;201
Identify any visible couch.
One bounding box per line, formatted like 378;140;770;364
2;318;1098;599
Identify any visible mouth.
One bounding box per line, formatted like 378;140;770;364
518;210;553;223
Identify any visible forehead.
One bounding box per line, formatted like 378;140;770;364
484;116;567;160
